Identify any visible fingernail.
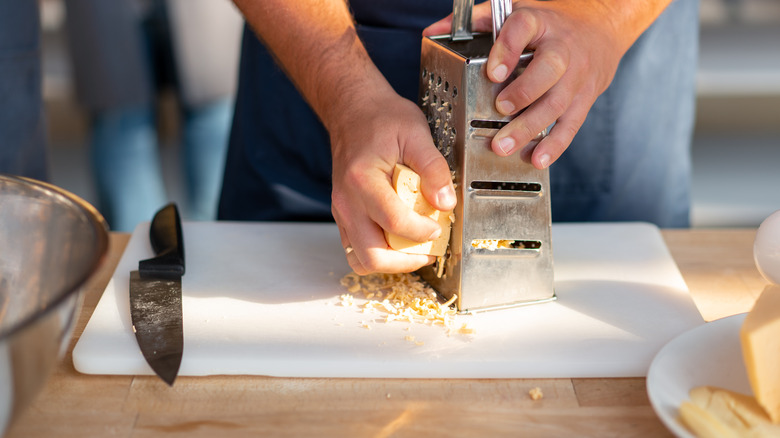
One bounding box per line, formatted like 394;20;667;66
538;153;551;169
428;227;442;241
497;137;515;155
497;99;515;115
436;186;456;209
492;64;509;81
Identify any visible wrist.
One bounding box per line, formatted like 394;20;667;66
320;68;398;146
595;0;674;53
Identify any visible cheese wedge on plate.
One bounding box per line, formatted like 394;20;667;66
683;386;778;437
384;164;453;257
741;285;780;423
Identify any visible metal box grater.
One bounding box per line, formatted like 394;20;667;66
415;1;555;312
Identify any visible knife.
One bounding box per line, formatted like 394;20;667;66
129;203;185;386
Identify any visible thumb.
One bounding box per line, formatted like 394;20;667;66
405;148;456;213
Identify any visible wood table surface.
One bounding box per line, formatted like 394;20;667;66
6;229;768;438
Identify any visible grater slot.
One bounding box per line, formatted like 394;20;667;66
470;120;509;129
470;239;542;256
471;119;508;138
470;181;541;191
469;181;542;199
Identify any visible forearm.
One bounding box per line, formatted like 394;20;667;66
232;0;394;135
589;0;676;54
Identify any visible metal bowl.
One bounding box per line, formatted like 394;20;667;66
0;175;109;435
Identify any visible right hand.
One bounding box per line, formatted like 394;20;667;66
329;90;456;275
230;0;457;275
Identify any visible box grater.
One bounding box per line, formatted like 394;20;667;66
416;0;555;312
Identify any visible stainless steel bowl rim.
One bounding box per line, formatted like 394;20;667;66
0;174;109;341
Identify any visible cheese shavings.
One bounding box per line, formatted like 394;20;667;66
471;239;514;251
339;271;469;334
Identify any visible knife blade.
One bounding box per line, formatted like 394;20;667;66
129;203;185;386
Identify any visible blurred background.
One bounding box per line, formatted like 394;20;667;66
39;0;780;229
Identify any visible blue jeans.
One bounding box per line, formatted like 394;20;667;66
549;0;698;227
0;1;47;181
91;99;232;231
87;1;233;231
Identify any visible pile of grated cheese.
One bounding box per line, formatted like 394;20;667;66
339;271;474;335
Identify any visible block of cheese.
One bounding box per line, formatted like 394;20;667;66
741;285;780;423
678;400;739;438
682;385;780;436
384;163;452;257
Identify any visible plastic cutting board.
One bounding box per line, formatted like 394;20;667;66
73;221;704;378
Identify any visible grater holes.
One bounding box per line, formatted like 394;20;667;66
419;69;454;159
452;87;458;98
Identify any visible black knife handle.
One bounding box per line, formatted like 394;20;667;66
139;203;185;278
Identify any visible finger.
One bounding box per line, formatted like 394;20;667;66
359;247;436;274
335;221;350;250
402;143;456;213
492;89;572;161
470;1;496;32
423;14;453;36
332;206;365;273
347;212;435;274
424;2;494;36
491;58;577;160
345;247;368;275
486;11;539;83
495;43;569;116
529;95;593;169
364;170;445;245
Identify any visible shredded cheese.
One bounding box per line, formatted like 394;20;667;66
339;293;355;307
339;271;467;334
457;323;476;335
529;387;544;401
471;239;514;251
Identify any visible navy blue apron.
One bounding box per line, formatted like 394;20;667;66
219;0;698;227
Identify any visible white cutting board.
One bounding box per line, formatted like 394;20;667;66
73;222;704;379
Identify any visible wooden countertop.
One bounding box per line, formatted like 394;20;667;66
7;229;768;438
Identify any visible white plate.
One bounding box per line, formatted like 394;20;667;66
646;313;751;438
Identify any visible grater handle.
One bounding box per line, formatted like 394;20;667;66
491;0;513;42
451;0;474;41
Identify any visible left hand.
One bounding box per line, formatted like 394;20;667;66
424;0;652;169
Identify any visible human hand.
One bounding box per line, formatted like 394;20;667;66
232;0;459;274
424;1;638;169
329;91;456;275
